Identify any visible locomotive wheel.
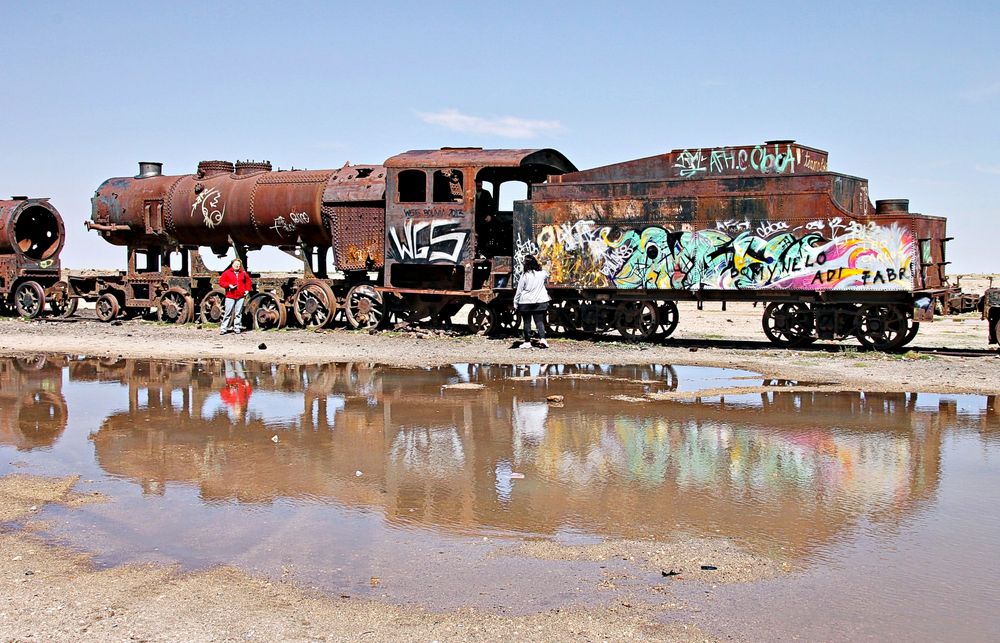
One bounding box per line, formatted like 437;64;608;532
49;296;79;318
199;288;227;324
656;301;680;338
495;305;518;335
762;302;815;347
95;293;121;322
249;292;287;330
345;284;384;330
293;280;336;328
467;301;496;335
854;304;909;351
547;301;570;336
898;319;920;348
14;281;46;319
158;288;194;324
615;301;659;341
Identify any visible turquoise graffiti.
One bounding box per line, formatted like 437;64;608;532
535;219;915;291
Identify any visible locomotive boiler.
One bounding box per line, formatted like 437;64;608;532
0;196;70;318
78;160;385;327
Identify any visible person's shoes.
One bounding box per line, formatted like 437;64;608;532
219;330;229;336
518;341;533;349
536;339;549;349
235;328;242;334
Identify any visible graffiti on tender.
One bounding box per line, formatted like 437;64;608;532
389;220;466;263
513;232;540;281
270;211;310;237
672;142;807;178
192;186;226;228
535;218;915;291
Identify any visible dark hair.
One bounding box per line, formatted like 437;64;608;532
523;255;542;272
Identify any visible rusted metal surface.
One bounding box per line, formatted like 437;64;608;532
516;141;949;299
383;147;575;293
0;198;64;316
0;197;64;266
90;160;387;260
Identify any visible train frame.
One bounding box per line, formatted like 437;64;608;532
2;140;964;352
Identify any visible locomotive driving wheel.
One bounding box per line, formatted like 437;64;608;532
199;288;226;324
762;302;815;347
345;284;384;330
158;287;194;324
494;304;518;335
95;292;120;322
656;301;680;338
47;282;78;318
49;297;79;318
467;301;496;335
293;279;336;328
854;304;909;351
249;292;287;330
615;300;659;341
13;281;45;319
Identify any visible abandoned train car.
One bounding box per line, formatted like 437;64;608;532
58;140;953;350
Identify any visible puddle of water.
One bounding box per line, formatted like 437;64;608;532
1;355;999;637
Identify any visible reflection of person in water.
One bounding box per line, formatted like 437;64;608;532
220;361;252;421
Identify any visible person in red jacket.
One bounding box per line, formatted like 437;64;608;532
218;258;253;334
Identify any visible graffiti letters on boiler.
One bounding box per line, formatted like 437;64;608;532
192;187;226;228
535;217;915;291
389;220;467;263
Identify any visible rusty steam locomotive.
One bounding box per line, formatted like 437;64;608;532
1;141;955;351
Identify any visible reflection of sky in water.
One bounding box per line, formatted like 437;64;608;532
200;390;346;427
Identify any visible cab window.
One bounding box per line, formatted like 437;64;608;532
397;170;426;203
433;169;464;203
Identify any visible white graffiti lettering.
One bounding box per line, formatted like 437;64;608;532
192;187;225;228
389;220;467;264
755;220;790;237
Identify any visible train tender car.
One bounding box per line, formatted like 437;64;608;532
0;196;72;318
511;140;951;350
77;160;385;328
379;148;576;327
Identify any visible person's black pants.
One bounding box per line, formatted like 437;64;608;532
517;302;548;341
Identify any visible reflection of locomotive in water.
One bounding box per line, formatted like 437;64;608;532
80;358;1000;552
64;141;953;350
0;355;68;450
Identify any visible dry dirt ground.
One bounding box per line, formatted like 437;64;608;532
0;295;997;641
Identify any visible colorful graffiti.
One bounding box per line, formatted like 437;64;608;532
534;218;915;291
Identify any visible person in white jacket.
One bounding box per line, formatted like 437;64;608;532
512;255;550;348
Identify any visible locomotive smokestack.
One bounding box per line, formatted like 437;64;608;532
875;199;909;214
136;162;163;179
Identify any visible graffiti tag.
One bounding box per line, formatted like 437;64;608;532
192;187;226;228
389;220;467;263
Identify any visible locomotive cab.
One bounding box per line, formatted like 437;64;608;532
383;148;575;296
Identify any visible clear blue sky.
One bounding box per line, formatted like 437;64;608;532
1;1;997;272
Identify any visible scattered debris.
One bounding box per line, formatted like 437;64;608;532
700;565;718;571
546;395;564;404
355;470;363;477
258;343;267;350
369;576;380;587
662;569;680;577
270;435;279;443
509;473;525;480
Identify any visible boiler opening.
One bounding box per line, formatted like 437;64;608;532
14;205;61;260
